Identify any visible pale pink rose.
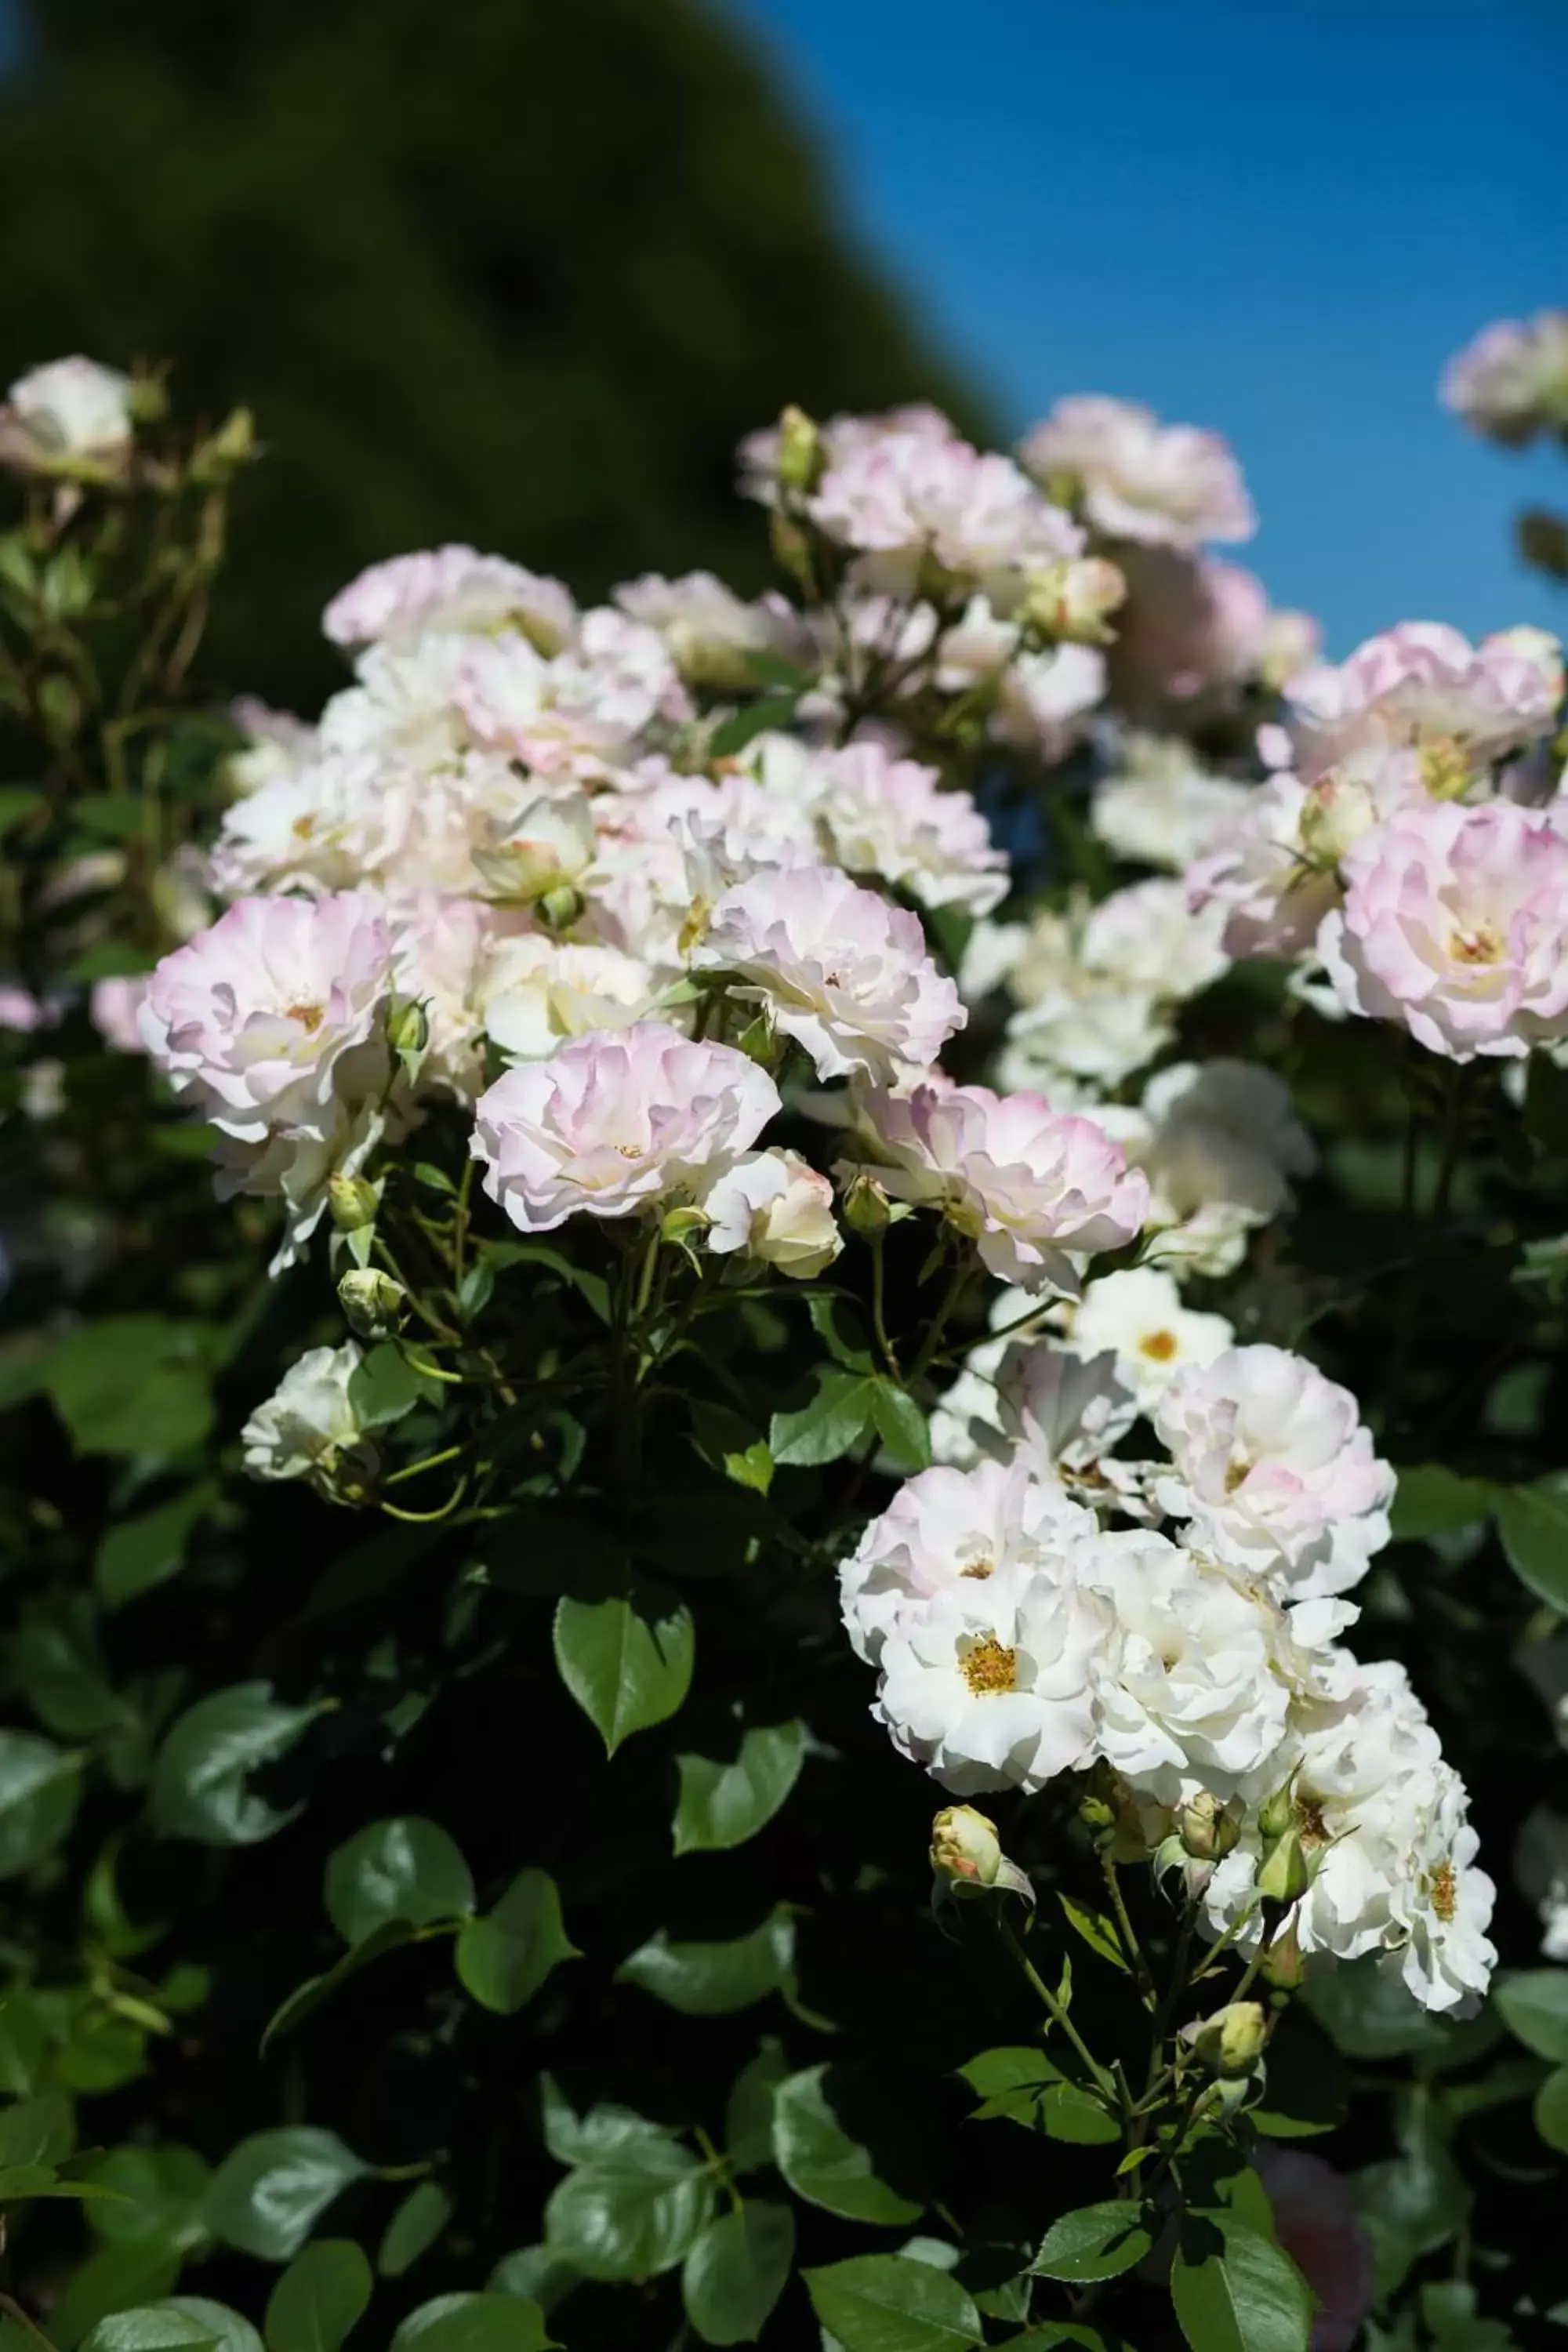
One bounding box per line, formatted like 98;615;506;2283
470;1020;779;1233
388;893;529;1101
808;429;1081;596
612;571;810;688
459;610;688;779
3;356;133;469
701;1146;841;1278
993;641;1107;760
1316;798;1568;1060
1154;1343;1394;1601
1287;621;1558;782
801;741;1010;917
0;986;59;1034
1442;311;1568;448
324;546;575;652
1020;394;1254;550
139;892;395;1142
738;401;956;504
90;975;150;1055
1254;2150;1374;2352
690;866;964;1084
1111;551;1275;714
859;1080;1149;1294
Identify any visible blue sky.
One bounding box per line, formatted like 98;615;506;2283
726;0;1568;654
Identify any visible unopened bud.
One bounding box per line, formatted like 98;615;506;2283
769;512;815;593
1258;1776;1297;1848
775;405;822;495
1022;556;1127;644
840;1169;891;1241
1259;1918;1307;1991
1190;2000;1269;2080
1257;1826;1312;1907
930;1806;1034;1906
125;374;169;428
388;997;430;1061
328;1172;380;1233
190;406;256;484
338;1267;408;1339
538;883;586;935
1181;1791;1241;1864
661;1204;710;1246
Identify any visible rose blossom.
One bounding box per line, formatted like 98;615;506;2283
612;570;808;690
478;934;658;1062
1154;1343;1394;1601
1084;1532;1290;1802
839;1455;1096;1667
470;1021;779;1233
1316;797;1568;1060
1091;735;1253;873
1442;311;1568;448
690;866;964;1083
89;975;150;1056
794;741;1010;917
808;426;1082;598
3;356;134;467
1021;394;1254;550
1063;1267;1233;1410
241;1342;376;1501
872;1559;1109;1795
139;892;395;1142
1287;621;1558;782
1254;2151;1374;2352
701;1148;841;1279
323;546;575;652
859;1080;1148;1294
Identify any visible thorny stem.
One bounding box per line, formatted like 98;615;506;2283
869;1231;900;1377
996;1912;1113;2097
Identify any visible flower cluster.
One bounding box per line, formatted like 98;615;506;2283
1185;620;1568;1062
1443;310;1568;448
843;1335;1493;2013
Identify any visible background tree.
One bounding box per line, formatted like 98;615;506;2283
0;0;986;710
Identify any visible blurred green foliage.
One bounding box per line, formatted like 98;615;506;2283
0;0;985;710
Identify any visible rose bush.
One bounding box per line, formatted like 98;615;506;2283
0;347;1565;2352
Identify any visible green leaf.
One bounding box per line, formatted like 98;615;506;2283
204;2128;368;2263
95;1483;215;1610
682;2203;794;2345
769;1368;879;1467
536;2075;673;2168
0;1731;82;1875
1354;2114;1468;2298
151;1683;321;1846
456;1870;578;2013
325;1817;474;1947
1032;2203;1152;2283
264;2241;372;2352
379;2180;454;2278
806;1294;875;1373
724;2044;790;2173
1250;2009;1348;2140
869;1378;931;1470
1057;1896;1129;1972
0;2089;72;2168
1534;2065;1568;2151
46;1318;213;1458
771;2064;924;2226
708;693;799;757
389;2298;553;2351
1497;1475;1568;1608
1388;1465;1497;1542
616;1911;793;2016
484;1239;612;1325
673;1720;804;1856
804;2255;984;2350
1301;1956;1460;2062
346;1343;441;1430
1170;2220;1314;2352
689;1402;775;1497
1495;1970;1568;2062
262;1919;428;2051
52;2242;187;2349
956;2049;1116;2146
84;2304;263;2352
84;2142;210;2248
545;2137;715;2281
0;785;43;837
554;1579;694;1755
